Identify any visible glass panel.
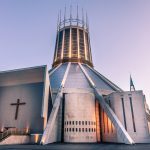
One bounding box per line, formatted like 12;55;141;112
57;31;63;59
85;32;90;61
63;29;70;58
79;29;85;59
71;28;78;58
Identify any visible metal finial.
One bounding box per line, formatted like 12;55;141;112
64;5;66;27
86;12;88;30
59;10;62;24
130;74;136;91
82;8;85;27
70;5;72;25
57;13;60;31
77;5;79;26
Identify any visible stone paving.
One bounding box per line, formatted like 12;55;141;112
0;143;150;150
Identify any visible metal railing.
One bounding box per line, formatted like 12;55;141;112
0;128;29;142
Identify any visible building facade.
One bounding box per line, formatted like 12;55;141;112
0;9;150;145
41;10;150;144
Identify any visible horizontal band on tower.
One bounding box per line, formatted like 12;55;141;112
52;58;93;67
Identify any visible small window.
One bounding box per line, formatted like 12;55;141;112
76;128;78;132
67;121;68;125
79;121;81;125
91;121;93;125
82;121;84;125
94;122;96;125
85;121;87;125
89;128;90;132
73;121;74;125
94;128;96;132
92;128;93;132
86;128;88;132
82;128;84;132
69;128;71;132
69;121;71;125
76;121;78;125
79;128;81;132
72;128;74;132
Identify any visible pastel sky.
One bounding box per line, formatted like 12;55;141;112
0;0;150;106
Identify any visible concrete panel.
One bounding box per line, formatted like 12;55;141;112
82;64;115;91
0;66;50;134
107;91;150;143
41;66;50;129
64;63;91;88
50;63;68;89
64;93;97;143
0;83;44;133
0;66;45;87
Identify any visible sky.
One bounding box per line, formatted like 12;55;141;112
0;0;150;106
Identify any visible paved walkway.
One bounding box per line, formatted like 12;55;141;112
0;143;150;150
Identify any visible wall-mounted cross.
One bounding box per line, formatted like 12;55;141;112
11;99;26;120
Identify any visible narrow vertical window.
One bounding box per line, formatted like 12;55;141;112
85;121;87;125
121;98;127;130
107;115;109;133
79;121;81;125
129;97;136;132
103;109;105;133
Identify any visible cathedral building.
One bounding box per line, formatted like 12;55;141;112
0;9;150;145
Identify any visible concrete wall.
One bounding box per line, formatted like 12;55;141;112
106;91;150;143
64;93;97;143
0;83;44;133
0;66;50;134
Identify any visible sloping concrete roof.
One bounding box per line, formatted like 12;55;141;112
49;63;123;92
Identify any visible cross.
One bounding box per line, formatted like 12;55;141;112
11;99;26;120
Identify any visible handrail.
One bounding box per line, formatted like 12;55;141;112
0;128;29;142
